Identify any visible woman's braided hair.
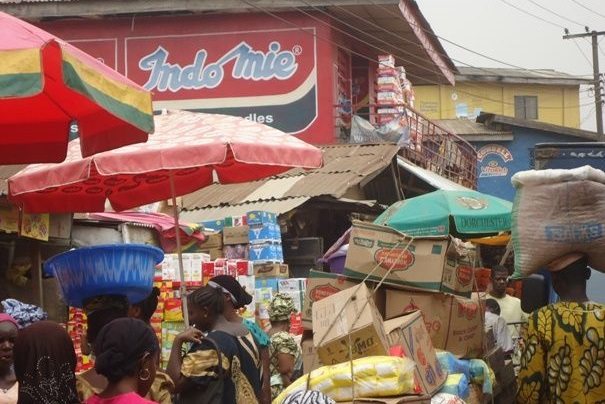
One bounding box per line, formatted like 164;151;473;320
188;285;225;315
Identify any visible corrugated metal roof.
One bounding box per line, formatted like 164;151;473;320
476;113;599;141
456;67;591;85
179;197;311;223
398;157;470;191
435;119;512;137
0;165;26;196
182;143;400;212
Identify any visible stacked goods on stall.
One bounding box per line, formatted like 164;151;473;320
158;252;210;367
299;219;503;402
301;281;447;402
375;55;405;126
248;210;284;263
222;215;249;260
344;221;475;298
66;307;93;373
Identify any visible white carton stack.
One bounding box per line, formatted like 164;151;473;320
376;54;405;125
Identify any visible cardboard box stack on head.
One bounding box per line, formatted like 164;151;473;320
307;220;483;398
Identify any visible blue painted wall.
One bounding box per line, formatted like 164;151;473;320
470;128;588;201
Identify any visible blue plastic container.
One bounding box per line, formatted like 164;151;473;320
44;244;164;308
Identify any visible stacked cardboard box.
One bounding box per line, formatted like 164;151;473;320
375;54;405;125
344;221;475;298
160;252;210;286
247;211;284;263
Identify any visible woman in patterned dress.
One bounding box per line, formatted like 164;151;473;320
167;285;261;404
516;253;605;403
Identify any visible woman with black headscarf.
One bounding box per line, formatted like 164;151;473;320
208;275;271;403
13;321;79;404
87;318;159;404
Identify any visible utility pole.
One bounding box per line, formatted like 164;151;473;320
563;29;605;138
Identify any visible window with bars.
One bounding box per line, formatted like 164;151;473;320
514;96;538;120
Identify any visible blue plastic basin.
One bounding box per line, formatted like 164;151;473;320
44;244;164;308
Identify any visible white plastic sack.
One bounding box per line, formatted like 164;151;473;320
350;115;410;146
273;356;416;403
511;166;605;277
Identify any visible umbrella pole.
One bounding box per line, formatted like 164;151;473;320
170;174;190;328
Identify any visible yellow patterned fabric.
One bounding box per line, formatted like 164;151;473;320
516;301;605;404
231;355;259;404
181;350;230;379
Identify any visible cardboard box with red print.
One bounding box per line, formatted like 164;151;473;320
344;221;475;298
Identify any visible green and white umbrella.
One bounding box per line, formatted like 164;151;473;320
375;190;512;237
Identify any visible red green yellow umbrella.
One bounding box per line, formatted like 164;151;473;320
0;12;154;165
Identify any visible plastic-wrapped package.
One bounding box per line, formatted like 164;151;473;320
431;393;466;404
437;374;470;400
273;356;416;403
350;115;410;146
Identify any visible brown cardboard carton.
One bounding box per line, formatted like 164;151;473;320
200;248;224;260
386;289;484;358
253;262;289;278
384;311;447;396
312;283;389;365
200;232;223;249
344;221;475;298
302;270;359;329
222;225;249;245
301;337;322;373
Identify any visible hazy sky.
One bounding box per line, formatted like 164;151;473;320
416;0;604;131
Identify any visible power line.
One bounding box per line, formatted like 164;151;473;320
581;106;597;125
525;0;586;28
569;0;605;19
239;0;595;110
574;38;595;66
295;1;594;108
497;0;565;29
367;0;592;79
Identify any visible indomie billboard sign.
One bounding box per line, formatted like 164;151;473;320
126;28;318;134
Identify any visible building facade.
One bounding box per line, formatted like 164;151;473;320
415;67;590;128
437;113;599;201
1;0;456;146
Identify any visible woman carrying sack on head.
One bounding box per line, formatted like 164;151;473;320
167;285;261;404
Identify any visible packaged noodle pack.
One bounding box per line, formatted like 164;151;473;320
274;356;416;403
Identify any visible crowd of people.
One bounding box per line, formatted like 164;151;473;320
1;255;604;403
0;275;310;404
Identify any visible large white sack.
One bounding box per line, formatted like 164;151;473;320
511;165;605;277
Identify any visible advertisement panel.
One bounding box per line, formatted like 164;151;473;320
126;27;318;134
40;14;334;144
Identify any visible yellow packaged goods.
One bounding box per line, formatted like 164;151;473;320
344;221;475;298
274;356;416;403
385;289;484;358
384;311;447;396
312;283;389;365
